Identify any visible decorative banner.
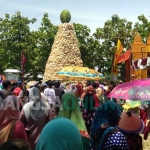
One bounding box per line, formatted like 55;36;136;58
117;50;131;64
117;49;131;82
132;57;150;70
111;39;123;80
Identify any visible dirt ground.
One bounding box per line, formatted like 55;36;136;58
143;134;150;150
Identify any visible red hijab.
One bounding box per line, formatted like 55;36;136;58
87;86;94;94
0;95;20;130
75;83;84;97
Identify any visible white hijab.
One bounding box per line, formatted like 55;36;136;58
66;84;76;93
23;87;50;124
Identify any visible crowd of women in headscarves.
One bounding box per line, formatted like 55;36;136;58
0;79;147;150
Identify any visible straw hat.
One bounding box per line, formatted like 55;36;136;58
118;111;144;134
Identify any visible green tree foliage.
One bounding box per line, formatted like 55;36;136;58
93;14;135;78
134;14;150;42
28;13;58;78
0;12;36;71
1;11;150;81
94;14;135;47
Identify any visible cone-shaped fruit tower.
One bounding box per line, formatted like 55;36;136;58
43;10;83;81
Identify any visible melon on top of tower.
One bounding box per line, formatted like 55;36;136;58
60;9;71;23
43;10;83;81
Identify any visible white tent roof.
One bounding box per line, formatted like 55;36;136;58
37;74;43;78
4;69;21;73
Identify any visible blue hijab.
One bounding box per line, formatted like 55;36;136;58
36;117;83;150
92;101;122;134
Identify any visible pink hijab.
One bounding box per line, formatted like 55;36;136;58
87;86;94;94
0;95;20;130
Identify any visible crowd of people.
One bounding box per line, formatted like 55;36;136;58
0;79;149;150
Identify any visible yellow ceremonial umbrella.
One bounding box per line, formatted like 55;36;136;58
56;66;103;81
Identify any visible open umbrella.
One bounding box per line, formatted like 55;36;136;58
56;66;103;81
107;78;150;101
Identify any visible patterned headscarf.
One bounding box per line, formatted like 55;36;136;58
90;101;123;149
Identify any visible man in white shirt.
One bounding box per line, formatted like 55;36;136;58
44;81;56;108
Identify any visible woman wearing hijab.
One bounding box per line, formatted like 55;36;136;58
36;117;83;150
19;87;55;149
93;87;103;108
58;93;90;150
82;86;96;134
0;95;28;146
75;83;84;98
91;101;129;150
65;83;76;94
81;87;89;100
18;84;29;111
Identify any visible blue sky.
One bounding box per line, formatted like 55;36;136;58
0;0;150;33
